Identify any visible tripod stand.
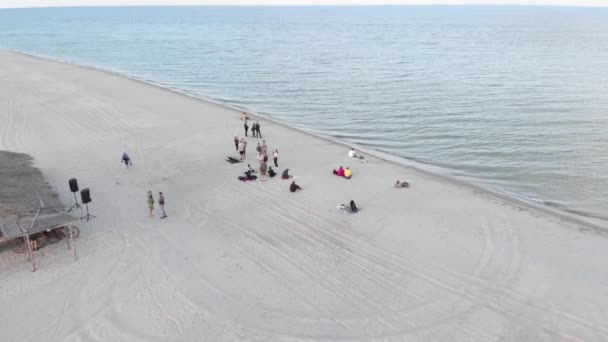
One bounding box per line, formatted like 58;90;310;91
67;192;81;212
80;203;96;222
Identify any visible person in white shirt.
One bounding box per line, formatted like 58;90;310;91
349;148;368;163
348;148;357;158
273;149;279;167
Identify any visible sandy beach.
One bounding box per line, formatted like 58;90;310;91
1;49;608;341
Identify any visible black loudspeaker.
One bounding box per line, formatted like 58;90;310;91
81;188;91;204
69;178;79;193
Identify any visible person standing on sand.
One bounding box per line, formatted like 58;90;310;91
256;121;262;138
147;191;154;217
158;192;167;218
234;136;239;151
273;149;279;167
244;120;249;137
261;140;267;156
121;152;132;168
238;140;245;161
260;161;268;181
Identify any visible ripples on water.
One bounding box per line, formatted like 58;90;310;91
0;6;607;222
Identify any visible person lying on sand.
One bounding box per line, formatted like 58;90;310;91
348;148;368;163
290;181;302;193
395;180;409;188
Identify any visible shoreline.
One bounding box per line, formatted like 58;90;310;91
8;48;606;232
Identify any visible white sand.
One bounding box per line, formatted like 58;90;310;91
1;50;607;341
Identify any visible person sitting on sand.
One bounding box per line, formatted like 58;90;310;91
243;168;257;181
348;148;357;158
281;169;290;179
344;167;352;179
395;180;409;188
121;152;132;168
268;167;276;178
337;166;345;177
290;181;302;193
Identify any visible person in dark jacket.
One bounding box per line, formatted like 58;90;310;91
233;136;239;151
281;169;290;179
290;181;302;193
244;120;249;137
256;121;262;138
122;152;132;168
158;192;167;218
349;200;358;213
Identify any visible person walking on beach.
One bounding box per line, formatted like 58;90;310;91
273;149;279;167
121;152;132;168
252;122;259;138
244;120;249;137
147;191;154;217
234;136;239;151
158;192;167;219
256;121;262;138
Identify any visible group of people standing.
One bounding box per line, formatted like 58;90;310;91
255;140;280;180
236;113;291;186
244;120;262;138
147;191;167;219
235;136;248;161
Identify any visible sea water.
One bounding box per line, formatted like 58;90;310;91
1;6;607;223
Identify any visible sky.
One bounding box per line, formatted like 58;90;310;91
1;0;607;8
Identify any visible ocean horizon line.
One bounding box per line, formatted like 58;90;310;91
2;4;608;10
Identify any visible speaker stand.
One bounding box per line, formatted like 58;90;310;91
67;192;81;212
80;203;96;222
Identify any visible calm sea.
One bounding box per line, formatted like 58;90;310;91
1;6;607;223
